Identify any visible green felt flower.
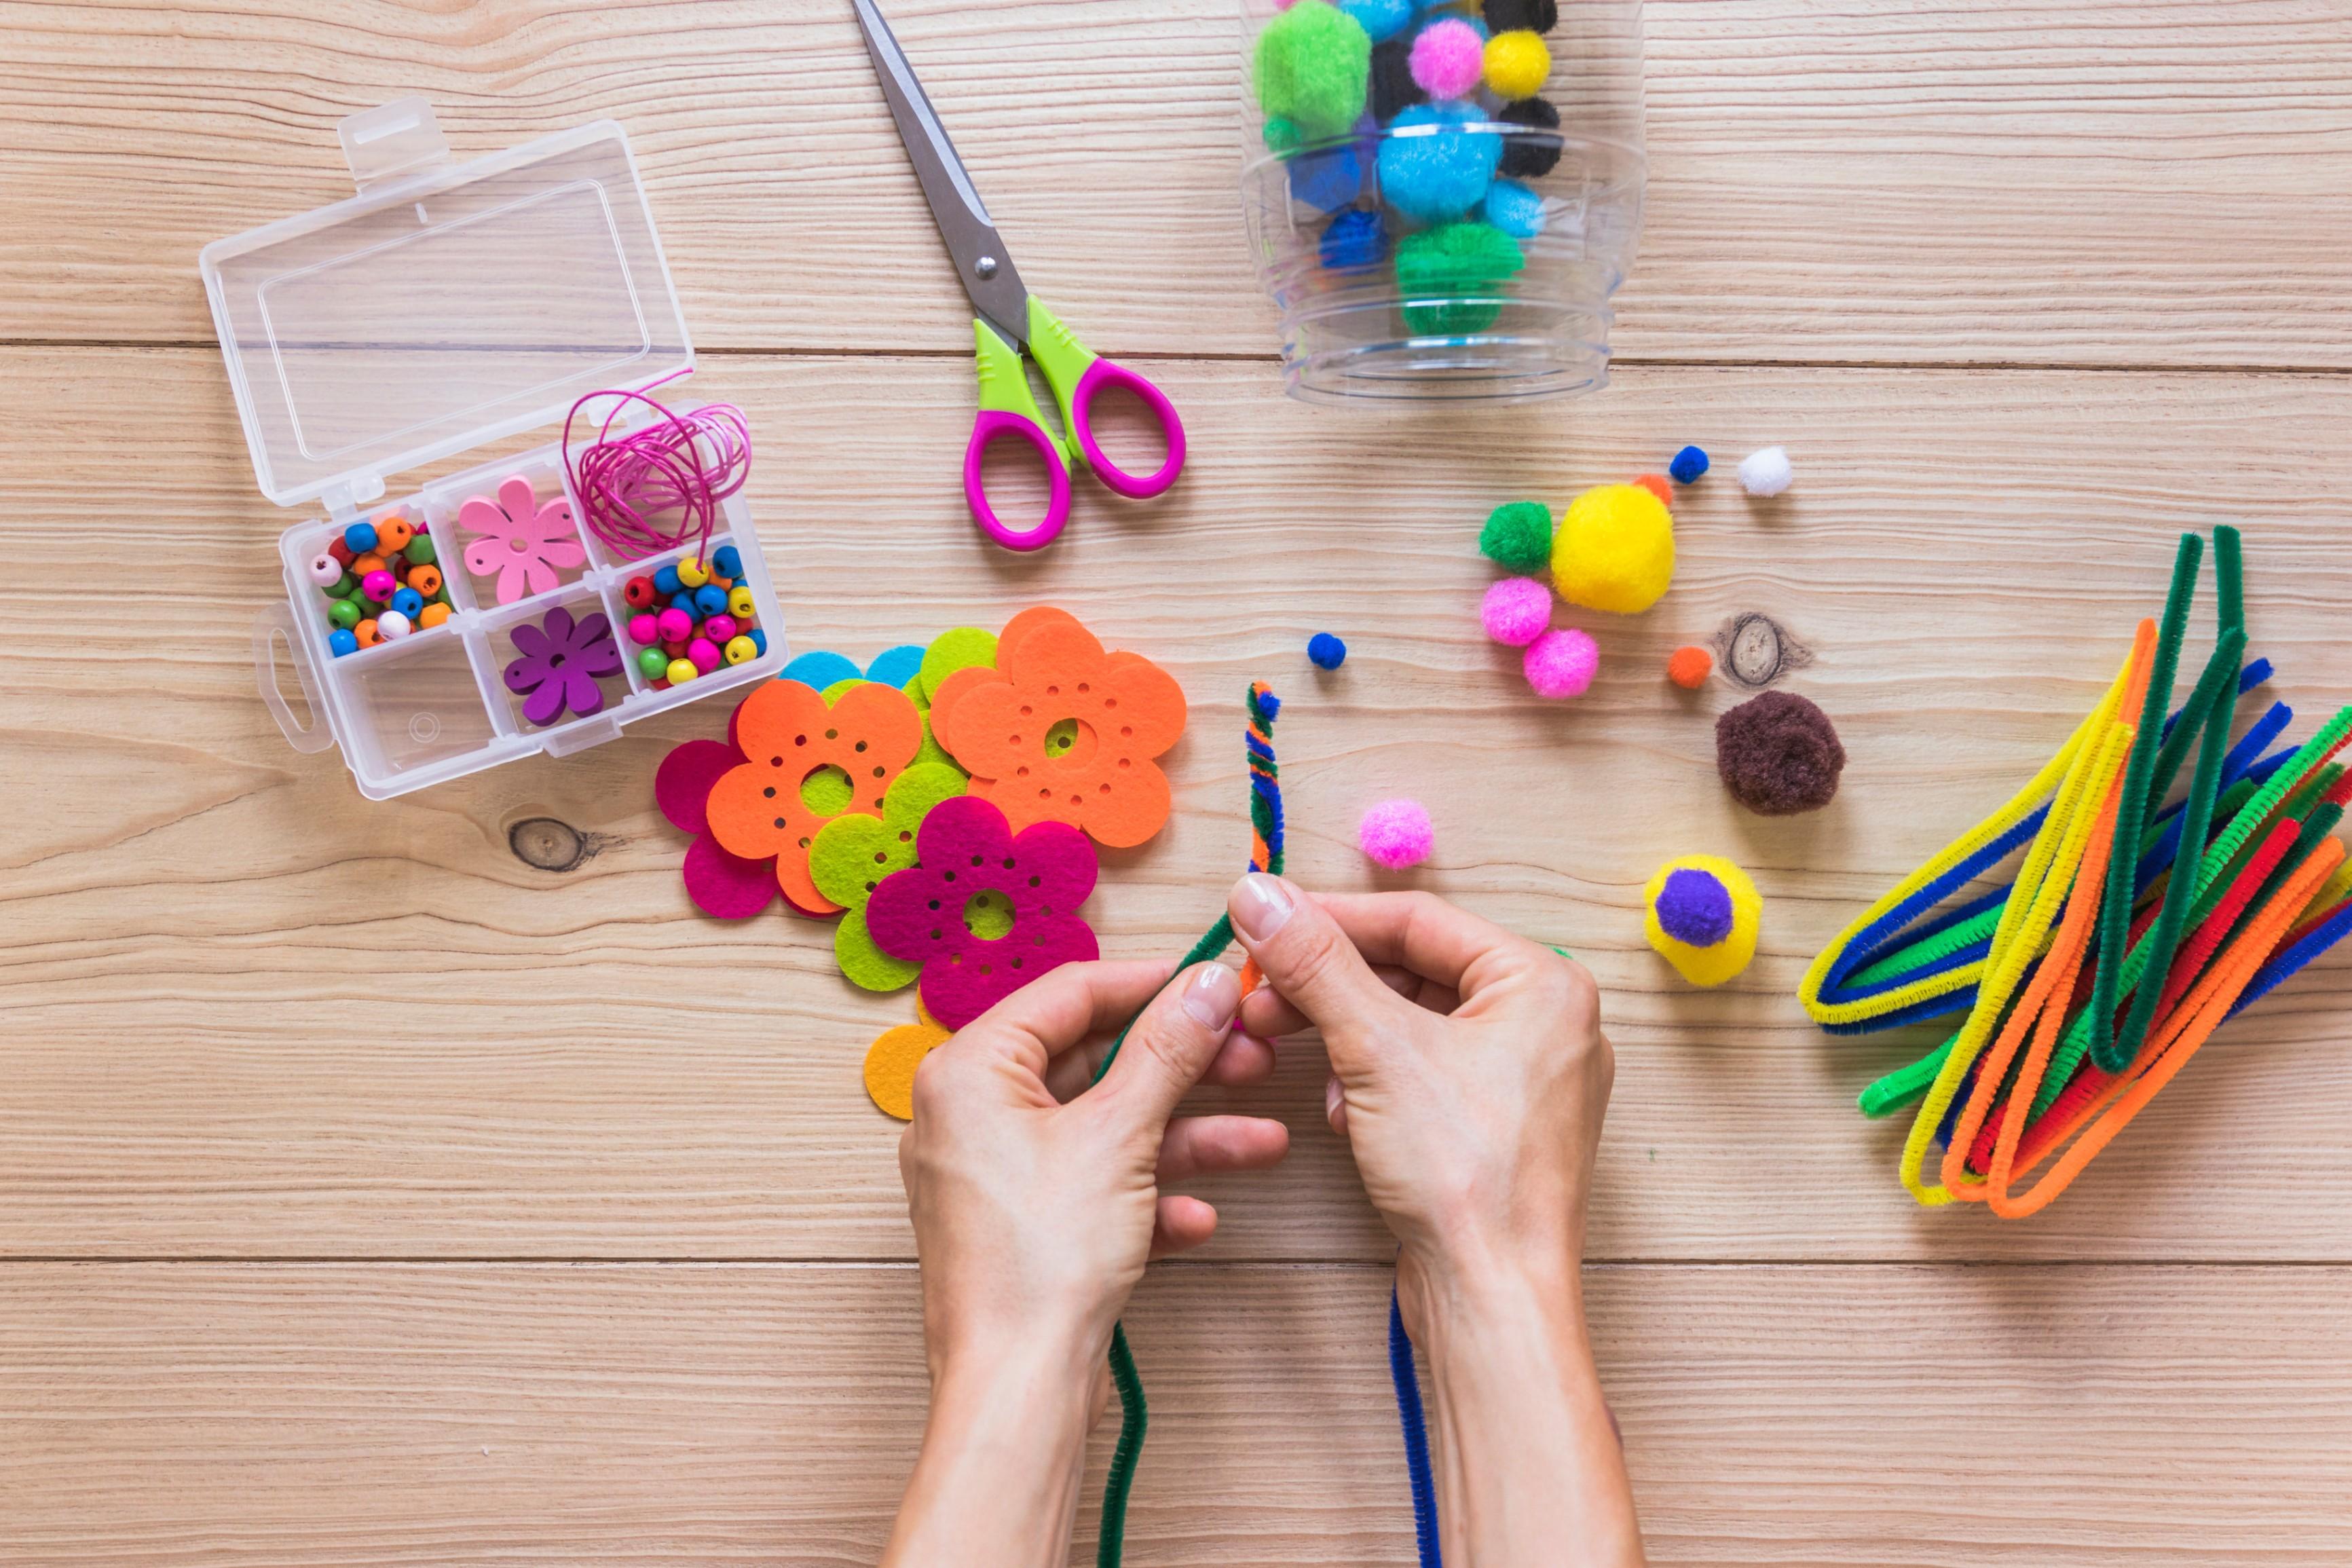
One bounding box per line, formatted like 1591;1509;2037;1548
810;762;969;991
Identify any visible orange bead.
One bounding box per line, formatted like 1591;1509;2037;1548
417;601;451;629
375;517;415;554
1666;645;1713;689
355;618;382;648
407;563;443;597
1632;473;1673;506
352;553;387;578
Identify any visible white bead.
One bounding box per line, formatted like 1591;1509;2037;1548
307;553;343;586
1738;446;1793;498
376;609;413;640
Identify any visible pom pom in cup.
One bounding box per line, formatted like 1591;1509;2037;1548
1240;0;1647;405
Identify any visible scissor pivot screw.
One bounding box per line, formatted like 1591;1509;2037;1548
974;255;998;280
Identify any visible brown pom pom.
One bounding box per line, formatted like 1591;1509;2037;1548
1716;691;1845;816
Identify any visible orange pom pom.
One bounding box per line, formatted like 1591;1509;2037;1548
1668;645;1713;689
1633;473;1673;506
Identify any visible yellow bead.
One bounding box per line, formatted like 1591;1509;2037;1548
724;635;756;666
1483;30;1551;101
727;584;756;621
675;555;711;589
667;657;699;684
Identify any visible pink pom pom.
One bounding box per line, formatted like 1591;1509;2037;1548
1524;627;1599;698
1409;19;1485;100
1358;798;1435;870
1480;576;1552;647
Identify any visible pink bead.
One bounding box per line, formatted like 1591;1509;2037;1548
1480;577;1551;647
628;612;660;645
360;569;396;601
686;637;722;674
701;613;737;644
1524;627;1599;698
1358;798;1435;871
1409;19;1485;101
306;552;342;587
656;607;694;643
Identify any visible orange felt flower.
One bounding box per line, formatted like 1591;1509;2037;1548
705;679;925;914
939;617;1187;848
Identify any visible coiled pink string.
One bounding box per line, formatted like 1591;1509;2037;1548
561;371;753;568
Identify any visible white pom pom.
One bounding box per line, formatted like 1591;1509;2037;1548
1738;446;1793;498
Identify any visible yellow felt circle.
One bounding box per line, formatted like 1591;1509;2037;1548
1552;483;1676;616
1643;854;1762;988
1483;30;1551;100
865;1022;952;1120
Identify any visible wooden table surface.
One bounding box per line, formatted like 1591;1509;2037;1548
6;2;2352;1562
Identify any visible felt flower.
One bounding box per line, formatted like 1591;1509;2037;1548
656;714;779;919
865;795;1099;1028
809;762;969;991
502;605;621;726
461;475;589;605
934;615;1187;848
704;678;926;916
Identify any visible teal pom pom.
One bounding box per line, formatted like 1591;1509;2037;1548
1342;0;1414;43
1481;178;1546;239
1377;103;1500;226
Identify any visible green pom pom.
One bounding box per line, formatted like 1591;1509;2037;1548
1394;221;1524;335
1253;0;1372;141
1263;115;1303;154
1480;500;1554;571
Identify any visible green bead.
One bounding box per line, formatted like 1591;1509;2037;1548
637;646;669;680
324;571;361;599
406;534;437;567
327;597;362;631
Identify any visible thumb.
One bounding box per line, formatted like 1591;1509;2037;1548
1227;874;1402;1047
1096;960;1245;1132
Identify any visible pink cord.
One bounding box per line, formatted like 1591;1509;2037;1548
561;371;752;567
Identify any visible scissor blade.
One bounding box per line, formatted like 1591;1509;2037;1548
851;0;1030;348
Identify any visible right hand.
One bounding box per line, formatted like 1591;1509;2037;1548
1225;876;1613;1300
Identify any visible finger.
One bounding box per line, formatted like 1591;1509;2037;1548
1309;890;1539;1001
961;958;1176;1074
1227;874;1408;1042
1238;965;1422;1040
1155;1115;1290;1183
1149;1194;1220;1259
1201;1030;1277;1087
1095;960;1244;1130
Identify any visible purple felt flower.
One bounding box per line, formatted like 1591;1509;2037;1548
504;605;622;726
865;794;1099;1028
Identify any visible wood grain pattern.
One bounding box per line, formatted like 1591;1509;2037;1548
4;1;2352;362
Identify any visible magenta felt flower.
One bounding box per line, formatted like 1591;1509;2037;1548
502;605;621;726
462;474;587;604
865;794;1099;1028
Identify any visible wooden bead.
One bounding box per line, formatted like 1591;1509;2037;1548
727;585;755;621
675;555;711;589
637;646;670;679
376;609;413;639
407;563;443;597
724;634;756;666
666;656;698;684
417;602;451;629
327;597;362;631
341;521;378;555
355;618;381;648
375;517;415;553
306;552;343;587
352;553;386;578
624;576;658;609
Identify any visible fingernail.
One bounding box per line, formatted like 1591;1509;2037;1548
1324;1077;1343;1121
1182;962;1242;1032
1232;874;1294;941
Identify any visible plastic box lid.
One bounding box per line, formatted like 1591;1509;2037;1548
200;99;692;512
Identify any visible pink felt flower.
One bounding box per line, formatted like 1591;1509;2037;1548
461;475;588;605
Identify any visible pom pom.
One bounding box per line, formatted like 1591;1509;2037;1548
1644;855;1761;988
1254;0;1374;139
1523;626;1599;698
1480;577;1552;647
1669;445;1710;484
1666;645;1713;689
1497;96;1563;179
1308;631;1349;669
1480;178;1546;238
1738;445;1794;497
1632;473;1673;506
1359;798;1435;870
1551;483;1676;615
1482;30;1551;100
1368;36;1427;122
1408;18;1485;99
1479;499;1554;570
1264;115;1303;153
1341;0;1415;43
1320;206;1388;270
1482;0;1557;33
1378;104;1502;226
1289;140;1366;212
1716;691;1845;816
1394;219;1523;334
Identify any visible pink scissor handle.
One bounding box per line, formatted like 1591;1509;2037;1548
1068;358;1187;500
964;409;1075;552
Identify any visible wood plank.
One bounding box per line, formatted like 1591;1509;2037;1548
5;0;2352;363
3;1261;2348;1565
6;348;2352;1262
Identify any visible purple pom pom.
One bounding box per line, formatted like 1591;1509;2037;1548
1655;867;1734;947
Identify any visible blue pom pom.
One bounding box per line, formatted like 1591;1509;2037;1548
1481;179;1546;240
1669;445;1711;485
1656;868;1734;948
782;649;859;690
328;627;359;657
1308;632;1349;670
711;544;743;578
1289;141;1364;214
1377;104;1499;226
1342;0;1414;42
1321;208;1388;271
865;644;927;689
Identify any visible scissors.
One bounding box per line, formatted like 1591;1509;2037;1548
852;0;1187;551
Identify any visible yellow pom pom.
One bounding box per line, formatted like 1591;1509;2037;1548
1643;855;1761;988
1482;30;1552;101
1551;483;1675;614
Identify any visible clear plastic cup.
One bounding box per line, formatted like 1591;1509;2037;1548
1239;0;1646;406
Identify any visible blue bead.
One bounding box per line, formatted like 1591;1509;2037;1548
693;584;729;617
389;587;424;618
711;544;742;579
749;629;769;657
342;521;377;555
1308;632;1348;670
328;627;359;658
653;564;682;596
671;591;699;614
1481;179;1547;240
1320;208;1387;271
1670;445;1711;485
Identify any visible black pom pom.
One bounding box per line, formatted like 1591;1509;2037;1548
1497;97;1563;179
1482;0;1557;34
1370;37;1426;124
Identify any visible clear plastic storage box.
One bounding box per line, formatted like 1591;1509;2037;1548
202;99;787;799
